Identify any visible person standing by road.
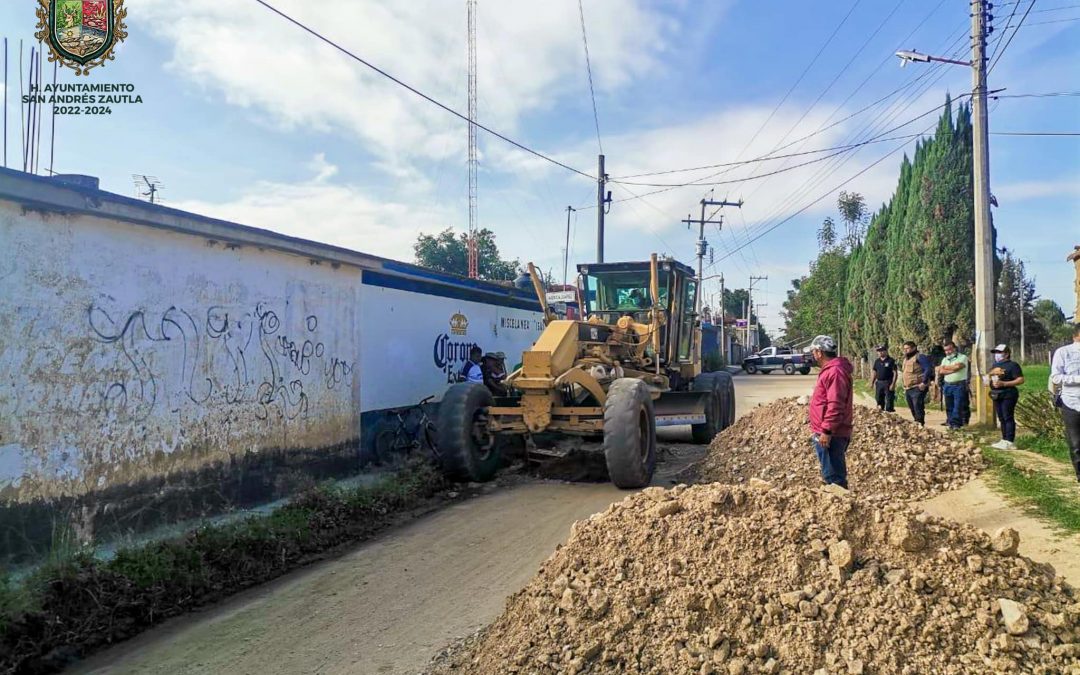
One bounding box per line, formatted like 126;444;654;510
460;346;485;385
988;344;1025;450
937;341;970;430
1050;324;1080;481
808;335;854;489
871;345;898;412
900;341;934;426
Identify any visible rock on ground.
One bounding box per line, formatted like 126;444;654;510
691;399;984;501
427;484;1079;674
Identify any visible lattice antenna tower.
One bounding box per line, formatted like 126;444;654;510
466;0;479;279
132;174;164;204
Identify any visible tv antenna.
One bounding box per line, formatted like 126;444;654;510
132;174;164;204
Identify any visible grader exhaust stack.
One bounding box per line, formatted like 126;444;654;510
436;255;735;488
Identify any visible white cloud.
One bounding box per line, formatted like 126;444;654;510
307;153;338;182
995;178;1080;202
138;0;673;178
169;155;454;262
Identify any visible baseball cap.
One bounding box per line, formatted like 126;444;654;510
990;344;1010;353
875;344;887;351
495;351;506;359
810;335;837;353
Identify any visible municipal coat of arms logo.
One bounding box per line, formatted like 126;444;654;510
35;0;128;76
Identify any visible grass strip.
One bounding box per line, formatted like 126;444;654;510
983;447;1080;534
0;458;447;674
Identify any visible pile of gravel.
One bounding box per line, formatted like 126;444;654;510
428;483;1079;674
693;398;984;501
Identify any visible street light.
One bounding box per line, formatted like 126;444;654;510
894;0;996;426
894;50;970;68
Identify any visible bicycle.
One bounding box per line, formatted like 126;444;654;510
372;395;439;463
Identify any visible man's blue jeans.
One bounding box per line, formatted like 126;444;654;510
943;382;968;429
812;434;850;489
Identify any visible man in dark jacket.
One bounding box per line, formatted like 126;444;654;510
808;335;854;489
900;341;934;426
871;345;898;412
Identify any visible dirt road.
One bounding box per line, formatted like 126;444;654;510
72;372;814;675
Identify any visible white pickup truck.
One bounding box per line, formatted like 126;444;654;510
741;346;814;375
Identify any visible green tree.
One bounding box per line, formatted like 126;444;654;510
996;249;1049;347
836;191;868;249
721;288;770;349
413;227;521;281
781;250;849;350
1033;299;1071;342
843;95;993;357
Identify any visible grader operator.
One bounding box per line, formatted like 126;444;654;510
436;254;735;488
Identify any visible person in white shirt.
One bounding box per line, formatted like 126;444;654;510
1051;323;1080;483
461;346;485;385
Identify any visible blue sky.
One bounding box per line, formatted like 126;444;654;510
1;0;1077;334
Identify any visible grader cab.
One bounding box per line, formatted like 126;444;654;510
436;254;735;488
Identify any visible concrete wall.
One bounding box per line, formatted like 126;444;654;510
0;199;365;560
358;275;543;413
0;170;545;564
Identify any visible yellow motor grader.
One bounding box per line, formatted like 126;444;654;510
436;254;735;488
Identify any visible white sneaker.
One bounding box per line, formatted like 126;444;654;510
1004;441;1018;451
990;440;1011;450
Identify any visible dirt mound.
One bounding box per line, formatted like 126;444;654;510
693;398;984;500
428;483;1080;674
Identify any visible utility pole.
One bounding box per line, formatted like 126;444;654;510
563;205;576;286
742;299;748;355
971;0;995;424
596;154;611;262
1020;302;1025;363
466;0;479;279
895;0;995;425
749;275;767;352
687;197;742;310
719;273;726;364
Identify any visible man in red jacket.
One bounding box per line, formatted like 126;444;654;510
808;335;854;489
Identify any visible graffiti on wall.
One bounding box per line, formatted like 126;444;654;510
84;301;352;425
0;295;356;499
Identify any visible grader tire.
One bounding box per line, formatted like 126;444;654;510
713;370;736;428
437;383;500;482
603;378;657;489
690;372;721;444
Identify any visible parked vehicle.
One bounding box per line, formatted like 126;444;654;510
741;346;813;375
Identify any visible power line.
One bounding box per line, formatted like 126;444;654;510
718;0;863;186
610;133;925;180
1023;16;1080;26
251;0;595;181
578;0;603;155
994;91;1080;98
991;130;1080;135
731;26;972;237
714;128;931;264
988;0;1022;65
711;34;970;263
609;95;963;205
610;134;925;188
989;0;1037;73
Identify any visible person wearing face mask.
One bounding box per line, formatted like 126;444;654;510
900;341;934;426
987;344;1025;450
1050;324;1080;482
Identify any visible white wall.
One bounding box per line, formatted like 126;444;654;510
0;201;361;501
358;282;544;412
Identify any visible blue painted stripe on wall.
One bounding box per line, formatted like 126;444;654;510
381;260;530;295
362;270;542;312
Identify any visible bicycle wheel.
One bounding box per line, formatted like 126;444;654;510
373;427;405;463
422;421;440;459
